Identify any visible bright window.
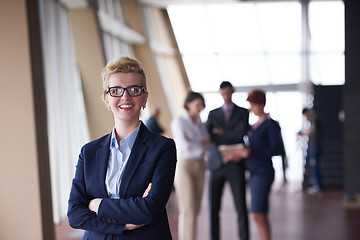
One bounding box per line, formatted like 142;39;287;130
168;2;303;92
309;1;345;85
168;1;344;181
168;1;344;90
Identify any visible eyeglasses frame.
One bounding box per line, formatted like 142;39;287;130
106;85;146;97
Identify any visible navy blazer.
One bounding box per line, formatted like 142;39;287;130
67;122;177;240
245;118;281;172
206;104;249;170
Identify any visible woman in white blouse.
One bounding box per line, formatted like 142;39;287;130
171;91;211;240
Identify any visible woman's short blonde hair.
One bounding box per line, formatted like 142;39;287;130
101;56;147;93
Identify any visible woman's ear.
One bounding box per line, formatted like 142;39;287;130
143;91;149;106
104;93;110;110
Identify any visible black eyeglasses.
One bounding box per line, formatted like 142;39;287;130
106;86;145;97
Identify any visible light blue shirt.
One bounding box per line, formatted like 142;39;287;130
105;123;141;199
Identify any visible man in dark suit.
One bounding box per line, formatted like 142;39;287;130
206;81;249;240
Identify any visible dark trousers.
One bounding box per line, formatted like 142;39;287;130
307;146;323;189
208;162;249;240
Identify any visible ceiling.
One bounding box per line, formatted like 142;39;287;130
138;0;300;8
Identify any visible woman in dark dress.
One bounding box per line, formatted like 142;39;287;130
236;89;281;240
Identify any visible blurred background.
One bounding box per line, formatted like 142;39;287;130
1;0;359;239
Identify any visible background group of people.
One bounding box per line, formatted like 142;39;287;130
168;81;283;240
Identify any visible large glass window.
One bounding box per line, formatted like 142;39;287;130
309;1;344;85
168;2;303;92
168;1;344;90
97;0;135;61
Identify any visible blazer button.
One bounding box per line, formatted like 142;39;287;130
102;217;107;223
107;218;112;223
112;218;117;223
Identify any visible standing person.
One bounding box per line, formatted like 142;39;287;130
67;56;177;240
206;81;249;240
236;89;281;240
145;107;164;135
298;107;323;195
171;91;210;240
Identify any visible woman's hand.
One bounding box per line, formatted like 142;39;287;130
124;223;144;231
142;183;152;197
88;198;102;213
124;183;152;231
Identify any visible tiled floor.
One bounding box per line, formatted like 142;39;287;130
55;178;360;240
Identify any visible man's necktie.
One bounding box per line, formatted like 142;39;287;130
224;107;230;122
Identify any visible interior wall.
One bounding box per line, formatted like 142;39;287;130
344;0;360;199
162;9;190;92
149;7;190;117
68;8;113;140
0;1;53;239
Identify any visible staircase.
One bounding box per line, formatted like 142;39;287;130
303;85;344;189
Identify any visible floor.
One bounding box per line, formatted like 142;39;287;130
55;178;360;240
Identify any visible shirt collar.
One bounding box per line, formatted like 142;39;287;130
222;103;234;111
110;122;141;150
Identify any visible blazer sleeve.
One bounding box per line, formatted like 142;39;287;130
97;139;176;225
68;137;177;235
67;146;126;235
250;120;281;159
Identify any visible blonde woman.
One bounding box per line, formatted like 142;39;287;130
67;56;177;240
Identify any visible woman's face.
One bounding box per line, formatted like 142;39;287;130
187;98;204;117
104;72;148;124
249;102;264;116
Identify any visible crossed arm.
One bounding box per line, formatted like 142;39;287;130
88;183;152;230
68;138;176;235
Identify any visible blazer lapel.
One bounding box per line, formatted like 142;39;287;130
227;105;238;124
119;123;149;198
96;134;111;197
216;108;226;124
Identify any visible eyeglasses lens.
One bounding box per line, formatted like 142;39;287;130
108;87;143;97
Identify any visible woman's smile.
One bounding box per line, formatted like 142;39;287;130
119;103;134;109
